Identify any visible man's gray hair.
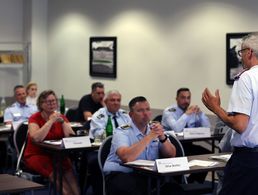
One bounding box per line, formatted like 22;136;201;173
104;90;121;100
242;33;258;57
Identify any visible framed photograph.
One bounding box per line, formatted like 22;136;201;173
89;37;117;78
226;32;248;85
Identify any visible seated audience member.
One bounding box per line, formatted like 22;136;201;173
89;89;131;139
161;87;211;183
104;96;184;195
4;85;37;125
26;81;38;105
81;90;131;195
77;82;105;122
23;90;80;195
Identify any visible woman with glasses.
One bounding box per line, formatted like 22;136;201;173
24;90;80;195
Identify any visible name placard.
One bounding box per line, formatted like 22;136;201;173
62;136;91;149
155;157;189;173
183;127;211;139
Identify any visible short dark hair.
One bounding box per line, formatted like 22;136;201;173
13;85;24;93
176;88;190;97
37;90;57;112
91;82;104;91
128;96;147;111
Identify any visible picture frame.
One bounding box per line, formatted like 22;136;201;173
226;32;249;85
89;36;117;78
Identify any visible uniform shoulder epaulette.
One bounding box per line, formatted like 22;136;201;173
120;124;131;130
97;113;105;119
168;108;176;112
121;110;128;114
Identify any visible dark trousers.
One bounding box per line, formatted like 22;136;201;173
183;143;211;183
219;150;258;195
79;151;102;195
106;172;185;195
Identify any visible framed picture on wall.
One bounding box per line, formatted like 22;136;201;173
89;37;117;78
226;32;249;85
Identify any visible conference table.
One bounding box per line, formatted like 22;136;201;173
35;140;99;195
123;153;229;195
0;174;44;193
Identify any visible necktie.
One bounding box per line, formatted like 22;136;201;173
113;115;119;128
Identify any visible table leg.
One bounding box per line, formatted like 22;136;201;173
53;156;57;195
58;154;63;195
156;179;160;195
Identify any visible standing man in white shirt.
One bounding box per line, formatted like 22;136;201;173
202;33;258;195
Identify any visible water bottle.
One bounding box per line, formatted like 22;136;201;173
0;97;6;117
60;94;65;115
105;115;113;137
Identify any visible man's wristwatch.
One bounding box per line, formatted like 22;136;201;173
159;134;168;143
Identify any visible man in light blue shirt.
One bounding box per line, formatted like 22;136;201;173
104;96;184;195
202;33;258;195
162;88;210;132
82;90;131;195
161;88;211;183
4;85;37;124
89;90;131;140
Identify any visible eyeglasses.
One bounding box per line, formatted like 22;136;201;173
238;48;250;57
44;99;57;105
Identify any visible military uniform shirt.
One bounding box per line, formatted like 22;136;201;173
89;107;131;139
4;102;37;123
103;122;161;174
161;104;210;132
228;65;258;147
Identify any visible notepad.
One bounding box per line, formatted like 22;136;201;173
188;159;219;167
209;154;232;162
125;160;155;167
43;140;62;145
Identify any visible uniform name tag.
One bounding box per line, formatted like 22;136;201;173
62;136;91;149
183;127;211;138
155;157;189;173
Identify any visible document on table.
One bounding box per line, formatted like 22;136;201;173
209;154;232;162
43;140;62;145
125;160;155;167
188;160;219;167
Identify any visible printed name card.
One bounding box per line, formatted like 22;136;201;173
62;136;91;149
155;157;189;173
183;127;211;138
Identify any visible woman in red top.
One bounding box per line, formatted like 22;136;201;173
24;90;79;195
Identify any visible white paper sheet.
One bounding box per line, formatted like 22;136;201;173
188;159;219;167
125;160;155;167
209;154;232;162
43;140;62;145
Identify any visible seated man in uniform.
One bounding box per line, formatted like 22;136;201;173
89;90;131;140
81;90;131;195
77;82;105;122
4;85;37;125
161;87;211;183
104;96;184;195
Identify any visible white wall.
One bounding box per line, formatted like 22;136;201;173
1;0;258;114
46;0;258;113
0;0;24;96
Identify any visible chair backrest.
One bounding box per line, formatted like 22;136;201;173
168;134;185;157
152;114;162;122
13;123;29;157
98;136;112;195
168;134;187;184
65;107;79;122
